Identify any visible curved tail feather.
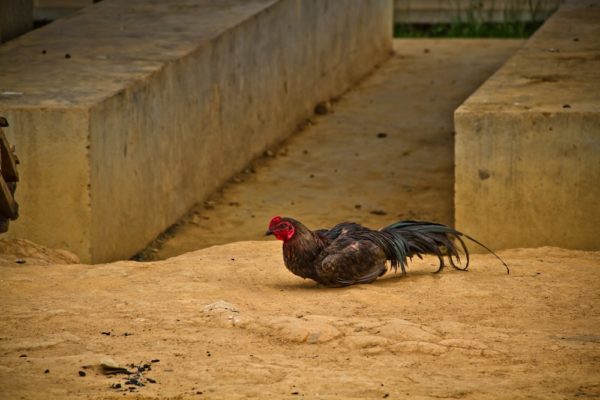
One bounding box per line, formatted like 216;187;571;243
377;220;509;275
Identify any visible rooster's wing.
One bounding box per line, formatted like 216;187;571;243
314;235;387;287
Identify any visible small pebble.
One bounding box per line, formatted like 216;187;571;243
563;104;571;109
314;101;331;115
370;210;387;216
78;370;86;377
44;369;50;374
125;378;143;386
65;53;71;59
15;259;26;264
377;132;388;138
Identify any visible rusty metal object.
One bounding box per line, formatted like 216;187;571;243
0;117;19;233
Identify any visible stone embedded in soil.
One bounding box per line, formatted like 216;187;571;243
343;335;389;350
268;316;341;343
439;339;488;350
429;320;469;335
378;319;441;342
203;300;244;327
391;341;447;355
203;300;239;314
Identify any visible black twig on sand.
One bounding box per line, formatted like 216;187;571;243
109;360;159;392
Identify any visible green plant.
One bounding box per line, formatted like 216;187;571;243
393;0;561;38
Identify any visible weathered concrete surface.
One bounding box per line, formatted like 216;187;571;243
34;0;94;21
455;0;600;251
139;39;524;260
0;0;393;263
0;0;33;43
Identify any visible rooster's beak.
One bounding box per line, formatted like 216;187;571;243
265;230;273;236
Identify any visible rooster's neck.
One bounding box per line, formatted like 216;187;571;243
282;226;324;281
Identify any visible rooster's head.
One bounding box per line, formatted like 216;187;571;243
266;216;296;242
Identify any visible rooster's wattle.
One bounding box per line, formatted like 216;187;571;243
266;216;508;287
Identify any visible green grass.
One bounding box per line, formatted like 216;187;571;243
393;21;546;38
393;0;561;38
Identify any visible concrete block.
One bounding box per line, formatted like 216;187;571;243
454;0;600;251
0;0;393;263
33;0;95;21
0;0;33;43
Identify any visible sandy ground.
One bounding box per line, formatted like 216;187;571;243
1;243;599;399
139;39;525;261
2;39;599;399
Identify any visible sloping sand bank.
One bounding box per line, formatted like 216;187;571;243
1;241;599;399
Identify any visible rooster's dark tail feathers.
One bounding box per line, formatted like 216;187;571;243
370;220;509;275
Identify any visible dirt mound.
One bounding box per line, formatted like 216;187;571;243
0;238;79;266
0;241;598;398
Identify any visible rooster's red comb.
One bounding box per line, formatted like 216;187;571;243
269;216;282;228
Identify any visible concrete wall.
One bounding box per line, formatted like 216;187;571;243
0;0;393;263
0;0;33;43
454;0;600;251
33;0;94;21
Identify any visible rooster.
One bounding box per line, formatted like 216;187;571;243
266;216;508;287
